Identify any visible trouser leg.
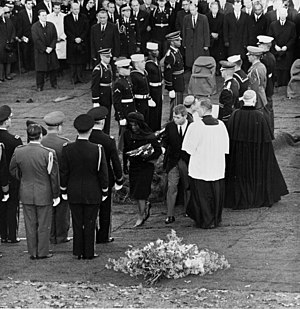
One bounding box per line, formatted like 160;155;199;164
97;188;112;242
70;204;84;256
166;166;180;217
83;204;98;258
36;205;51;257
23;204;38;257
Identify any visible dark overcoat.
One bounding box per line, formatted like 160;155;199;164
0;17;16;64
31;21;59;71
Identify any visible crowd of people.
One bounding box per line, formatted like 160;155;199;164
0;0;294;259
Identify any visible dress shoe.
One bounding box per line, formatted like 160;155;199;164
1;238;8;243
0;79;4;83
6;76;13;80
37;253;53;259
62;237;72;243
83;254;99;260
97;237;114;244
165;216;175;224
30;255;37;260
7;238;20;243
0;254;3;258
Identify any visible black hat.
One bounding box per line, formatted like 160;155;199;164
26;120;48;136
0;105;11;122
73;114;94;132
87;106;108;121
127;111;144;123
27;124;42;139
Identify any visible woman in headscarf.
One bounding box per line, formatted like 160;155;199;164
123;112;162;227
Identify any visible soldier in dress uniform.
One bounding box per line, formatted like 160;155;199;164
117;4;141;58
130;54;151;125
41;111;70;245
150;0;171;57
87;106;123;244
0;105;22;244
145;42;163;132
218;61;239;122
164;31;185;121
91;48;113;135
257;35;276;135
227;54;249;105
113;58;136;151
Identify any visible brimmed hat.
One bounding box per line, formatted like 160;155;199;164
115;58;131;68
130;54;144;62
0;105;11;122
219;60;235;70
127;112;144;123
73;114;94;132
43;111;65;126
227;55;241;63
257;35;273;44
87;106;108;121
242;90;256;105
183;95;195;107
146;42;159;50
165;31;182;41
246;46;264;56
98;48;112;56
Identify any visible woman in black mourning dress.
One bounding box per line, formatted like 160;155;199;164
123;112;162;227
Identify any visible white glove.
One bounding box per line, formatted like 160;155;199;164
102;195;108;201
2;194;9;202
161;147;166;154
62;194;68;201
119;119;127;126
53;197;61;207
169;90;176;99
114;183;123;191
148;99;156;107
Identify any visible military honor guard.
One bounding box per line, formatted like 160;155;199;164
145;42;163;132
41;111;70;245
91;48;113;135
0;105;23;244
10;124;60;259
117;4;141;58
60;114;109;260
227;55;249;103
164;31;185;121
87;106;123;244
218;61;239;122
113;58;136;151
130;54;151;125
258;35;276;135
150;0;171;57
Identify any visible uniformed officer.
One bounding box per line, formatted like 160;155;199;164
150;0;171;57
257;35;276;135
164;31;185;121
60;114;109;260
145;42;163;132
41;111;70;245
113;58;136;151
117;4;141;58
130;53;152;125
91;48;113;135
218;61;239;122
87;106;123;244
227;54;248;104
0;105;23;244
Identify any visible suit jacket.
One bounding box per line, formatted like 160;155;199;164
16;9;37;40
175;10;189;32
9;143;60;206
162;120;191;173
89;129;122;188
64;13;89;64
107;11;118;24
35;1;52;14
166;1;181;31
140;3;156;15
218;2;233;15
31;21;59;71
247;14;268;45
182;13;210;67
90;21;120;60
223;11;248;57
60;139;109;204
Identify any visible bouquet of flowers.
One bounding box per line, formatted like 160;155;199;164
126;143;154;159
106;230;230;285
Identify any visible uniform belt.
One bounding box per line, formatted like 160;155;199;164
134;94;148;99
121;99;134;103
172;70;184;75
99;83;112;87
149;82;162;87
155;23;169;27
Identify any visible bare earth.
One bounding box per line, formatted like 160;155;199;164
0;70;299;308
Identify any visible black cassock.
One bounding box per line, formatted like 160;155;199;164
225;106;288;209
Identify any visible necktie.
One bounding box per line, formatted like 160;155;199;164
179;126;183;137
47;3;51;11
236;13;239;20
192;16;195;28
75;16;77;22
29;11;32;23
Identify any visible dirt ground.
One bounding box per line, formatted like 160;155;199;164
0;70;299;308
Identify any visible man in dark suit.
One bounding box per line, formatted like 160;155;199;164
140;0;156;15
64;2;89;84
223;0;248;60
131;0;150;54
90;9;120;63
175;0;190;33
162;104;191;224
16;0;37;72
10;124;60;260
165;0;181;31
60;114;109;260
35;0;52;14
0;105;22;244
107;1;118;24
218;0;234;15
31;9;59;91
41;111;70;245
87;106;123;244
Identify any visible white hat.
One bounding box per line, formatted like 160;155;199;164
130;54;145;62
115;58;131;67
242;90;256;106
146;42;159;50
227;55;241;63
257;35;274;44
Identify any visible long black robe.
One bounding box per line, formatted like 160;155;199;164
225;106;288;209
